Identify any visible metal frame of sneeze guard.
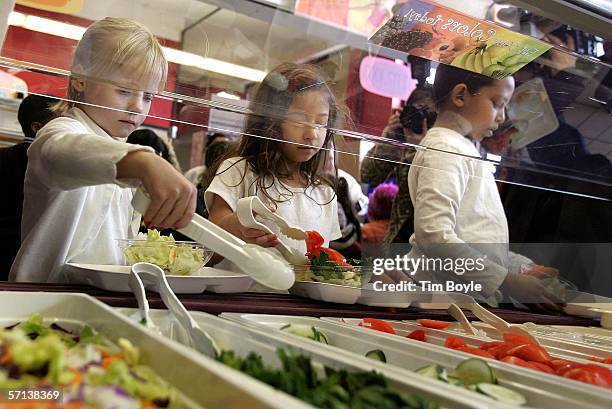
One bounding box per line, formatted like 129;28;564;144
131;188;294;290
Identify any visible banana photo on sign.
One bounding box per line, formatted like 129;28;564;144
370;0;552;78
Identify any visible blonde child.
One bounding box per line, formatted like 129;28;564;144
204;63;341;266
10;17;196;282
408;63;562;311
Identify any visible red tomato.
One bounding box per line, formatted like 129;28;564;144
505;344;552;363
549;359;571;370
503;332;537;346
528;361;555;374
488;343;517;359
444;336;468;350
603;357;612;365
479;341;504;350
358;318;396;335
500;356;540;371
457;347;495;359
556;362;582;376
563;368;612;388
319;248;348;265
407;330;426;342
306;230;324;254
417;319;450;330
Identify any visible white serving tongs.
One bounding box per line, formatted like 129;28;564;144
130;262;220;357
132;188;294;290
236;196;308;265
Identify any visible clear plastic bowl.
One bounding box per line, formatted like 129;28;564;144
293;264;372;288
116;239;213;276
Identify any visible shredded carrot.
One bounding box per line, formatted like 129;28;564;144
101;353;124;368
0;345;12;365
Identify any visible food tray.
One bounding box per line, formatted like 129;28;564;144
325;317;612;368
63;263;253;294
117;308;501;409
564;290;612;318
0;291;309;409
222;313;612;409
468;322;612;358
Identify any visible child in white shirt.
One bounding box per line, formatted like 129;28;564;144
408;64;562;311
205;63;341;264
10;17;196;282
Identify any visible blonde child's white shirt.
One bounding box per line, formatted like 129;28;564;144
9;107;153;283
407;127;531;297
205;157;342;256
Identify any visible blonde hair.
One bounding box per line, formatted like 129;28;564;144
54;17;167;113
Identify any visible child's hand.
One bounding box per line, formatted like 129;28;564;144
118;151;197;229
501;273;565;313
208;194;279;247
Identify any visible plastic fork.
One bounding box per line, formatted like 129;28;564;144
130;262;221;357
131;188;294;290
460;302;541;345
127;268;161;334
236;196;308;265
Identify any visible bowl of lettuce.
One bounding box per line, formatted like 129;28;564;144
117;230;213;276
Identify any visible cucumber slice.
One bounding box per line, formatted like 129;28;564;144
365;349;387;362
415;364;448;382
453;358;496;385
447;376;463;386
280;324;328;344
476;383;527;406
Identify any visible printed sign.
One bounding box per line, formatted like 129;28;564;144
359;56;417;99
369;0;552;78
16;0;84;13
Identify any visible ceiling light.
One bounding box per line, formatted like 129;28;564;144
7;11;266;82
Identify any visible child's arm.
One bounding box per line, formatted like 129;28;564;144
30;118;196;229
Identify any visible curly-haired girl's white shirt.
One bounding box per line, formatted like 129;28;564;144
9;108;152;282
205;157;341;257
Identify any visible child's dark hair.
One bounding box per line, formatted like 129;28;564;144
18;95;57;140
433;64;497;108
204;62;341;205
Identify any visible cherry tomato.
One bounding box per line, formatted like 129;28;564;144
488;343;517;359
358;318;397;335
549;359;571;370
306;230;324;254
417;319;450;330
406;329;426;342
500;356;540;371
444;336;468;350
563;368;612;388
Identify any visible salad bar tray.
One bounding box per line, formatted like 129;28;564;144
0;291;313;409
117;308;511;409
221;313;612;409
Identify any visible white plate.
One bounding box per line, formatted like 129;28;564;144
63;263;253;294
289;281;361;304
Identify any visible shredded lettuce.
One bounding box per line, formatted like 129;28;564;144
123;229;204;275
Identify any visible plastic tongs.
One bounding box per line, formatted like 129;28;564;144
131;188;294;290
129;262;220;357
457;301;542;345
236;196;308;265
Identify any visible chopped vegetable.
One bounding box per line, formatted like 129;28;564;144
0;315;184;407
280;324;328;344
444;336;467;350
453;358;497;386
417;320;450;330
123;229;204;275
365;350;387;363
216;348;439;409
476;383;527;406
358;318;396;335
407;330;426;342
